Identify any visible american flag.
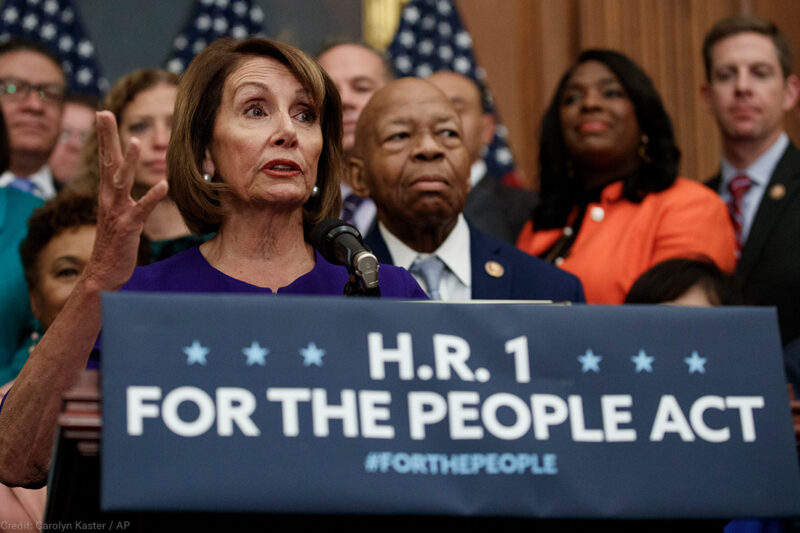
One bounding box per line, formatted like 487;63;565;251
164;0;267;75
0;0;107;97
387;0;516;181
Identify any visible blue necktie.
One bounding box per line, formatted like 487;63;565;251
6;177;41;197
341;192;366;224
410;255;445;300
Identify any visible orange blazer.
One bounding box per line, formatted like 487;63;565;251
517;178;737;304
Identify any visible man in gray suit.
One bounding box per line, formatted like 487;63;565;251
428;70;537;244
702;16;800;344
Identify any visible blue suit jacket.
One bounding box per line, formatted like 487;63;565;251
364;224;585;303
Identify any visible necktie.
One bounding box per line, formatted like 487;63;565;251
341;192;366;224
727;174;752;252
410;255;445;300
6;177;41;197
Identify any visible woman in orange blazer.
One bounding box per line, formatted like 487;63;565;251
517;49;736;304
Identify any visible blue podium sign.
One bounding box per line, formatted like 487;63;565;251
100;293;800;518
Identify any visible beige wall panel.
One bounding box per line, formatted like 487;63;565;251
754;0;800;145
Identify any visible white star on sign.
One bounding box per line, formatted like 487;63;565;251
684;351;707;374
631;349;655;373
183;340;209;365
300;342;326;367
577;349;602;373
243;341;268;366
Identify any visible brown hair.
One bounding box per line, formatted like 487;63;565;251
19;191;98;290
703;16;793;80
168;37;343;236
624;256;743;306
71;69;179;196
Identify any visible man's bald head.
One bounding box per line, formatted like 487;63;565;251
349;78;471;245
318;43;391;156
427;71;495;164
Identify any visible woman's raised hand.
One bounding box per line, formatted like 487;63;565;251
83;111;169;291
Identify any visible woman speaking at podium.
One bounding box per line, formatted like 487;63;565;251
0;37;424;487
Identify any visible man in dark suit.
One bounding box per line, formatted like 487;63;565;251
348;77;584;302
701;16;800;344
318;43;393;236
428;70;537;244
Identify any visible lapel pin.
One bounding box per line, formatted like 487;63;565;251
485;261;504;278
769;184;786;200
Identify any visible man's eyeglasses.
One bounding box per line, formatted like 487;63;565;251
58;127;90;144
0;78;65;105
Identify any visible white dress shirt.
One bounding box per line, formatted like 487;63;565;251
720;133;788;245
0;166;57;200
470;159;487;189
379;214;472;300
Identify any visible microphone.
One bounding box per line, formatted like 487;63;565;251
312;219;380;290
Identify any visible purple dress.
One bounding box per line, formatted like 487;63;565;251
121;246;427;297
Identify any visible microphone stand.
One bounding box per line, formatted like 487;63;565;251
344;272;381;297
344;248;381;297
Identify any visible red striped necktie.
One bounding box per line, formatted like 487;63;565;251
727;174;752;252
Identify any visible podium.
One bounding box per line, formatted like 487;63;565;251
41;295;800;529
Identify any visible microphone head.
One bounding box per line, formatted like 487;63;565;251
312;218;366;265
312;218;380;291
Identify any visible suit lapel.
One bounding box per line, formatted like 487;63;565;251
739;144;800;279
363;228;394;265
706;173;722;193
470;226;512;299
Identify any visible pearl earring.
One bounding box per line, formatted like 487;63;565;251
203;173;212;182
311;185;320;197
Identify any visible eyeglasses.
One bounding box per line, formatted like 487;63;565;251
0;77;65;105
58;127;90;144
